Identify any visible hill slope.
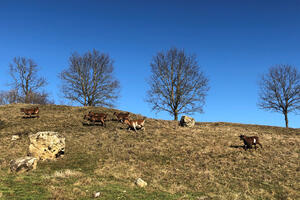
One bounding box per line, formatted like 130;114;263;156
0;104;299;200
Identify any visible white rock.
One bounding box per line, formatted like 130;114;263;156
135;178;147;187
93;192;101;198
11;135;20;141
179;116;195;127
10;156;38;173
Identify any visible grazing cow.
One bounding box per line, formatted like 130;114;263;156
124;118;146;132
84;112;107;127
239;135;262;150
20;107;39;118
113;112;130;122
88;111;105;117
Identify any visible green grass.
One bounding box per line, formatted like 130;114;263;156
0;104;299;199
0;173;51;199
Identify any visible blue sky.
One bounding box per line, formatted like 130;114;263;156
0;0;299;128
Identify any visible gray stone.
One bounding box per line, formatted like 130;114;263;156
10;156;38;173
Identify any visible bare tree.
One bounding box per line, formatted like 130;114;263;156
146;48;209;120
9;57;47;103
59;49;120;107
0;91;9;105
0;89;20;105
258;65;300;128
0;89;52;105
24;91;54;105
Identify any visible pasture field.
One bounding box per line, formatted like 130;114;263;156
0;104;299;199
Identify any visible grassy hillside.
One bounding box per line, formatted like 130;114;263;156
0;104;299;200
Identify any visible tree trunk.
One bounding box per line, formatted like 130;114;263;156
83;99;87;106
173;110;178;121
25;95;29;104
284;112;289;128
24;92;30;104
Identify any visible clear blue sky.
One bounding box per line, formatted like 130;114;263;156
0;0;299;128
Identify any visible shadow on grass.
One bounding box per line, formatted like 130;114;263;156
229;145;245;149
82;122;104;126
22;115;39;119
230;145;263;151
119;127;145;132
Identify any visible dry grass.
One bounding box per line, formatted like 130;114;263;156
0;104;299;199
43;169;84;179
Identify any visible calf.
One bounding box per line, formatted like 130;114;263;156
239;135;262;150
84;112;107;127
114;112;130;122
20;107;39;118
124;118;146;132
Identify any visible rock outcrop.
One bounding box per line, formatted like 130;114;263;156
179;116;195;127
29;131;65;160
10;157;38;173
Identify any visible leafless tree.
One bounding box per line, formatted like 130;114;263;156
0;89;53;105
59;49;120;107
0;89;19;105
146;48;209;120
24;91;54;105
9;57;47;103
0;91;10;105
258;65;300;128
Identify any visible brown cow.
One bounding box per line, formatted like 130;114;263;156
20;107;39;118
113;112;130;122
84;112;107;126
239;135;263;150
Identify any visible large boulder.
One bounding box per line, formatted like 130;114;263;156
179;116;195;127
29;131;65;160
10;157;38;173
